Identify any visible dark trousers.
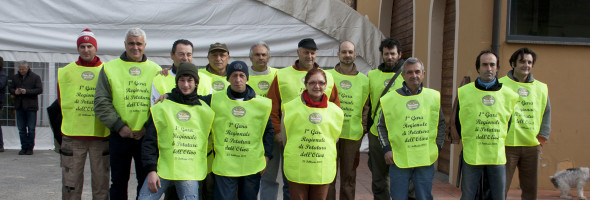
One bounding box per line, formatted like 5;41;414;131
109;132;146;200
16;110;36;150
214;173;261;200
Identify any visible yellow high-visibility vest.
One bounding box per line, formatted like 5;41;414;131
458;83;518;165
104;58;161;131
326;69;369;140
58;62;109;137
368;69;403;136
152;99;214;180
499;76;548;146
283;98;343;184
381;88;440;168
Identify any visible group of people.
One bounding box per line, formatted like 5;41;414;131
17;26;547;200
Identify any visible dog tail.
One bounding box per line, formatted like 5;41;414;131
550;176;558;188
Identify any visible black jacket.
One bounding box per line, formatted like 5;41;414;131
9;69;43;111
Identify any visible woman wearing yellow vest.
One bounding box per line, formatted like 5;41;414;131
282;68;344;200
139;62;214;200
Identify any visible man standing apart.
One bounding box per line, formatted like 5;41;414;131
265;38;340;199
500;48;550;200
58;28;110;200
10;60;42;155
0;56;7;152
94;27;161;200
377;58;446;200
325;41;369;200
457;50;518;200
211;61;274;200
199;42;230;93
248;41;277;97
151;39;212;105
367;38;404;199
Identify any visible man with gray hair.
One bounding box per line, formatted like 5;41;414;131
376;58;445;200
248;41;277;97
10;60;43;155
94;27;161;199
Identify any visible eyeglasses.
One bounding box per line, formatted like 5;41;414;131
307;81;326;86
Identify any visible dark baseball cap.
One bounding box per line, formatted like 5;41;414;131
209;42;228;53
298;38;317;50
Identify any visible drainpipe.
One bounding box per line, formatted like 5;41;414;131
491;0;501;54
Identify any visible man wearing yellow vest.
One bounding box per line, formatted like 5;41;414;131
199;42;231;94
367;38;405;200
94;27;161;200
211;60;274;200
325;41;369;200
456;50;518;200
376;58;446;200
249;41;286;200
139;62;214;200
59;28;109;200
500;48;551;199
151;39;212;105
266;38;340;200
248;41;277;97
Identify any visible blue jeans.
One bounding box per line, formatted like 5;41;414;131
109;132;147;200
138;176;199;200
460;158;506;200
389;163;434;200
16;110;36;150
214;173;261;200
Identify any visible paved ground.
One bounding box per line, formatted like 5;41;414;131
0;150;585;199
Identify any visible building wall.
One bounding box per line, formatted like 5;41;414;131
357;0;590;190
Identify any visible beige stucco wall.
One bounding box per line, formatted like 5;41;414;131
358;0;590;190
454;0;590;190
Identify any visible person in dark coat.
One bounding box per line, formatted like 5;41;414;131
0;56;7;152
9;60;43;155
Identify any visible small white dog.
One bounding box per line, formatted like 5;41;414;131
551;167;589;199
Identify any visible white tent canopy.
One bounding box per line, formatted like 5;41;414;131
0;0;384;72
0;0;385;149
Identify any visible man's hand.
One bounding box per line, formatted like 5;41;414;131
384;151;394;165
146;171;161;193
15;88;21;95
536;135;547;146
154;94;168;104
159;69;170;76
260;156;270;176
21;88;26;94
132;127;146;140
119;126;133;138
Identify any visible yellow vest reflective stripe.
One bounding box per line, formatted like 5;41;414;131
283;99;343;184
199;68;229;93
152;100;214;180
499;76;548;146
153;70;213;96
276;66;334;107
210;92;271;176
368;69;403;136
458;83;518;165
58;63;109;137
248;67;278;97
104;58;161;131
326;69;369;140
381;89;440;168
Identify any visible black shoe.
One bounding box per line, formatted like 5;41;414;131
18;149;26;155
0;147;4;152
25;149;33;155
